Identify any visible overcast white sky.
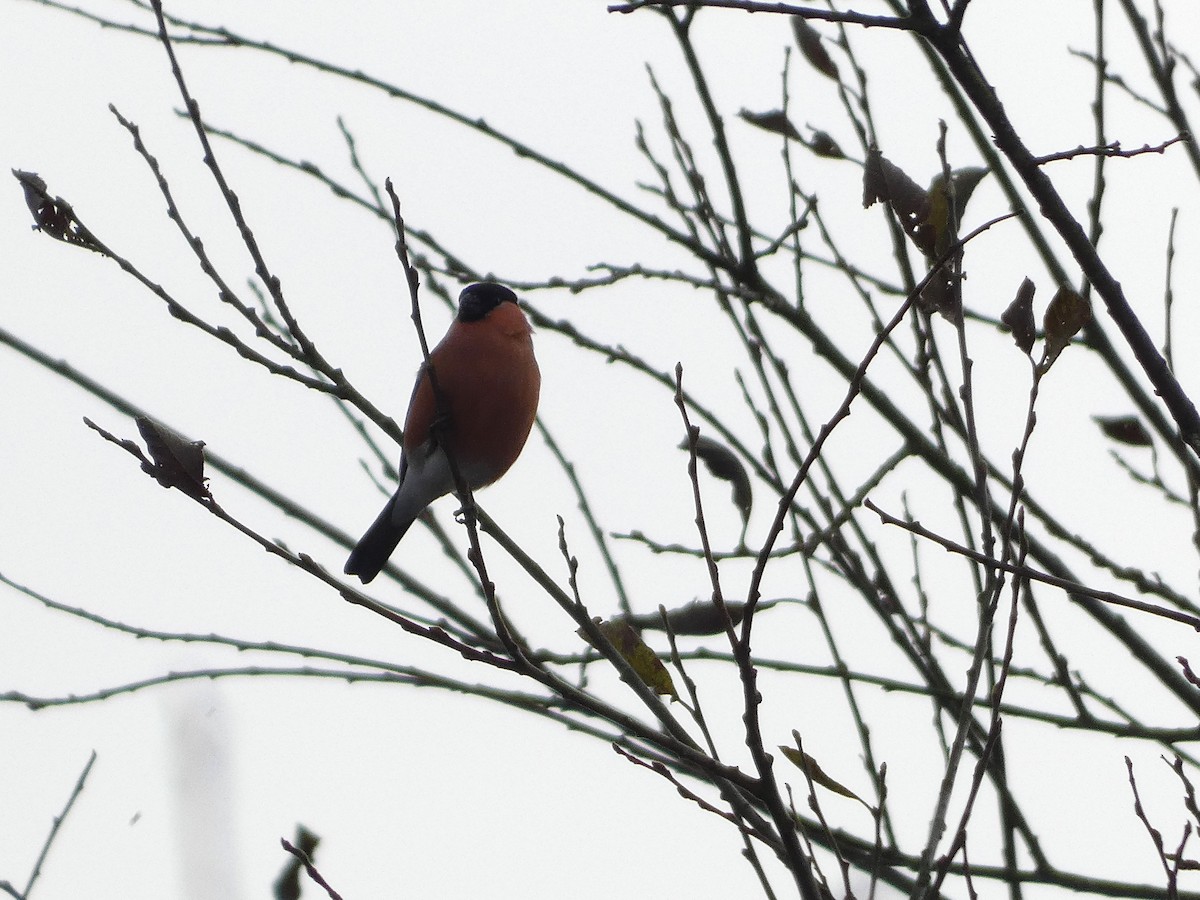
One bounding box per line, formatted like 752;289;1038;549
5;2;1200;898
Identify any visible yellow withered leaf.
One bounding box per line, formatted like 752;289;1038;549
580;619;679;700
780;741;871;810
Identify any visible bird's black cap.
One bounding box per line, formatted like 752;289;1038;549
457;282;518;323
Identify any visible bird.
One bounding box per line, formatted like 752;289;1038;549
345;282;541;584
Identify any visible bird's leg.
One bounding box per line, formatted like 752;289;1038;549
452;501;477;528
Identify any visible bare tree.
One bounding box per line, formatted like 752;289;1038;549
7;1;1200;898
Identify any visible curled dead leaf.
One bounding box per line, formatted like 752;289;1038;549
791;16;839;80
1040;286;1092;373
681;434;752;529
780;734;872;811
1093;414;1153;447
863;149;931;253
806;129;844;159
623;599;746;636
738;108;802;142
924;166;989;256
12;169;105;253
1001;277;1037;355
136;417;210;500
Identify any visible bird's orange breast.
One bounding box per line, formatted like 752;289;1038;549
403;301;540;487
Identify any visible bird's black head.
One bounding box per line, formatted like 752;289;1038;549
457;282;518;322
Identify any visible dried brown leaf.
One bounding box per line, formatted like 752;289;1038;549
682;434;752;527
863;149;932;254
623;600;746;636
1093;414;1153;447
1040;286;1092;373
738;108;802;141
12;169;105;253
1001;277;1037;355
806;129;845;159
136;416;210;500
791;16;839;80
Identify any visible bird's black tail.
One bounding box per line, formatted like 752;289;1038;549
344;494;413;584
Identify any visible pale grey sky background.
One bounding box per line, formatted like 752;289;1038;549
4;2;1200;898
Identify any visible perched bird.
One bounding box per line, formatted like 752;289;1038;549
345;282;541;583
